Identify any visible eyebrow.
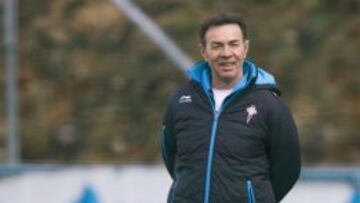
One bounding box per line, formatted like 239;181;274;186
210;41;223;46
210;39;241;45
228;39;241;44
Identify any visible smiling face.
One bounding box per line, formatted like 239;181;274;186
201;24;249;89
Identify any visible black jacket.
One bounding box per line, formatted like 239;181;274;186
161;60;301;203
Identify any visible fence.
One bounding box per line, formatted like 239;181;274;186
0;164;359;203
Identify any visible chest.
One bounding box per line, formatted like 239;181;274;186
173;98;269;159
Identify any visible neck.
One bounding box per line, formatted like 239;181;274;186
212;74;243;90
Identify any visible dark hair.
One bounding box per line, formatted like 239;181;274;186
199;13;248;46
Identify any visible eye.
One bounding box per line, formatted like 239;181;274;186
230;42;240;48
210;43;223;50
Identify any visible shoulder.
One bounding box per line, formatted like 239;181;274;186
249;88;281;105
166;81;197;106
249;88;289;116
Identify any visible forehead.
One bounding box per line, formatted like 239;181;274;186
205;24;244;43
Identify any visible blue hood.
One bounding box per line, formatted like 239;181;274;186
186;59;276;94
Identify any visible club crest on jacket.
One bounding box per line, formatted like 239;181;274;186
246;105;257;124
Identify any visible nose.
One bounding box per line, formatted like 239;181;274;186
219;46;232;57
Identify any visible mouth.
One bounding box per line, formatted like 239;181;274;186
218;61;236;67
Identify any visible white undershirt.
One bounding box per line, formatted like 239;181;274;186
212;88;233;112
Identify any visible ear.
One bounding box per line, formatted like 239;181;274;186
200;43;207;60
243;40;250;57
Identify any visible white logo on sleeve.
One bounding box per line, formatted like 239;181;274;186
246;105;257;124
179;95;192;103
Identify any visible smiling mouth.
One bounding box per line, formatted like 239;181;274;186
218;61;236;67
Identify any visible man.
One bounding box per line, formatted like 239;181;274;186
160;13;301;203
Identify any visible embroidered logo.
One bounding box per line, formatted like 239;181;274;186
179;95;192;103
246;105;257;124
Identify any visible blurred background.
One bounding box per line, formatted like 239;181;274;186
0;0;359;202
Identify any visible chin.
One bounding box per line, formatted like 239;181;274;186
218;74;237;81
219;71;236;78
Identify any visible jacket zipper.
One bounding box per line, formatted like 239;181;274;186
246;179;256;203
203;90;237;203
202;88;243;203
203;109;220;203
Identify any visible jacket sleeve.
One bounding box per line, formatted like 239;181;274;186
160;97;177;179
266;94;301;202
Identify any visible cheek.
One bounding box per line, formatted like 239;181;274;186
203;50;213;59
237;49;247;59
207;52;219;61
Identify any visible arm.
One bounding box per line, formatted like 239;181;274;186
267;95;301;202
160;100;177;179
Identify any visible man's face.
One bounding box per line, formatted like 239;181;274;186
201;24;249;87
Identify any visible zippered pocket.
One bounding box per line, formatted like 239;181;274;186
246;179;256;203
